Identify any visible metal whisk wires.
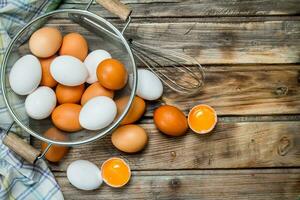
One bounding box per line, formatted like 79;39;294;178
130;41;205;94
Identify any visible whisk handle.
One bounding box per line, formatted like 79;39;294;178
96;0;132;21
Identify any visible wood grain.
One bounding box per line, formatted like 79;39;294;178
147;65;300;115
125;19;300;64
55;169;300;200
46;18;300;64
61;0;300;17
33;121;300;171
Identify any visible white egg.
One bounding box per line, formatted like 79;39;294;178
25;86;56;120
67;160;102;191
130;69;163;100
79;96;117;130
84;50;111;84
9;54;42;95
50;55;88;86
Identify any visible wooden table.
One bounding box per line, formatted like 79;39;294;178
34;0;300;199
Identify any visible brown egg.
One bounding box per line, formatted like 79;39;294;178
39;55;58;88
96;58;128;90
41;127;69;162
154;105;188;136
115;96;146;125
51;103;82;132
56;84;85;104
59;33;88;61
29;27;62;58
81;82;114;105
111;125;148;153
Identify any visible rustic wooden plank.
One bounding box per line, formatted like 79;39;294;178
125;19;300;64
61;0;300;17
44;18;300;64
147;65;300;116
33;121;300;171
55;169;300;200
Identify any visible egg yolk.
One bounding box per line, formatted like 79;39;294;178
188;104;217;134
101;158;131;187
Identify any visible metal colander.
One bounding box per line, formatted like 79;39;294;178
1;0;137;163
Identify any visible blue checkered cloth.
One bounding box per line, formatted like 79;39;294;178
0;131;64;200
0;1;64;199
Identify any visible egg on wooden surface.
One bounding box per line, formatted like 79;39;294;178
96;58;128;90
39;55;58;88
9;55;42;95
50;55;88;86
115;96;146;125
29;27;62;58
111;125;148;153
25;86;56;120
56;84;85;104
129;69;163;100
67;160;102;190
84;50;111;84
81;82;114;105
79;96;117;130
154;105;188;136
59;33;88;61
41;127;69;162
51;103;82;132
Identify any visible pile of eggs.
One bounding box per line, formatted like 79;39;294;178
9;26;218;190
9;27;136;132
9;27;164;133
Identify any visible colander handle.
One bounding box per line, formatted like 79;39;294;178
96;0;132;21
3;132;40;164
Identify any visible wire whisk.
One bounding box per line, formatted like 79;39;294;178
130;40;205;94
